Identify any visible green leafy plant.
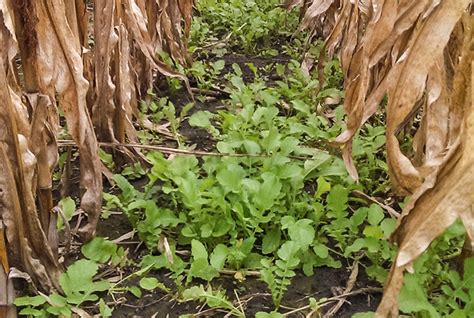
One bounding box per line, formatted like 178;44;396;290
190;0;300;56
181;285;245;317
261;241;300;307
105;55;402;313
15;260;111;317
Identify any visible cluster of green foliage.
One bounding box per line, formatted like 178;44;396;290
190;0;299;56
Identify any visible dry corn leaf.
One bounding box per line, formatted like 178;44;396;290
0;1;61;291
377;19;472;315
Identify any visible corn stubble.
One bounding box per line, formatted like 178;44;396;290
287;0;473;316
0;0;192;316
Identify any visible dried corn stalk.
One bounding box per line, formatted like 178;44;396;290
0;0;193;304
290;0;473;316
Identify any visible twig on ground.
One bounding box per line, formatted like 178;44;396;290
58;140;320;161
112;231;136;244
234;290;246;316
191;87;228;97
282;287;383;317
352;190;401;219
219;269;261;278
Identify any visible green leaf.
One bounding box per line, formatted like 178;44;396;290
139;277;160;291
191;239;208;260
313;243;329;259
48;293;68;307
327;185;349;215
346;238;366;255
399;274;440;317
189;111;215;129
448;310;468;318
288;219;315;250
18;308;44;316
99;299;113;317
262;229;281;254
277;241;300;262
216;164;245;193
212;60;225;72
243;140;261;154
14;295;47;307
363;226;384;239
255;172;282;211
210;244;229;270
57;197;75;230
81;237;118;263
367;205;384;226
291;100;310;114
315;177;331;198
380;218;397;237
128;286;142;298
113;174;137;202
59;260;110;306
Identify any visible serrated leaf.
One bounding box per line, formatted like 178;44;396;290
315;176;331;198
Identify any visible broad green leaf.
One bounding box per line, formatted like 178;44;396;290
256;312;284;318
327;185;349;215
189;111;215;129
288;219;315;250
262;229;281;254
210;244;229;270
380;218;397;237
139;277;160;291
99;299;113;317
57;197;75;229
277;241;300;262
128;286;142;298
81;237;117;263
313;243;329;259
191;239;208;260
367;205;384;226
216;164;245;193
255;172;282;211
18;308;44;316
59;260;110;305
14;296;47;307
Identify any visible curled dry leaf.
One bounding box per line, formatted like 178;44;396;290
0;1;61;292
376;15;473;317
